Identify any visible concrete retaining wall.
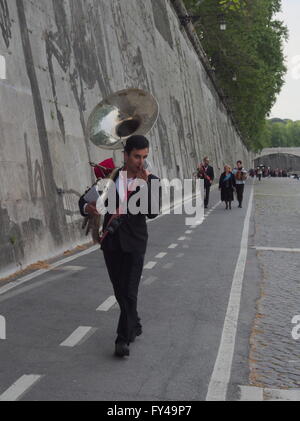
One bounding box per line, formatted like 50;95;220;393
0;0;251;277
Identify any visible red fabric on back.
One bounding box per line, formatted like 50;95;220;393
94;158;116;179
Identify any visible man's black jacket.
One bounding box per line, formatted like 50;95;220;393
79;169;160;254
201;165;214;188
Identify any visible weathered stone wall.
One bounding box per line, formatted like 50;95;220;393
0;0;251;277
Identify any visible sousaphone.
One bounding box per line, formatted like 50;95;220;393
83;88;159;243
86;88;159;150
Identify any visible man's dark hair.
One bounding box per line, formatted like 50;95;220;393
237;160;242;165
124;135;149;155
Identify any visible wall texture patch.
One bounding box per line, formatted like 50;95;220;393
0;0;11;48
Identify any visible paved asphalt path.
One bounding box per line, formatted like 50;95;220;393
0;182;258;401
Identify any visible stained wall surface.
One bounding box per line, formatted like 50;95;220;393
0;0;251;277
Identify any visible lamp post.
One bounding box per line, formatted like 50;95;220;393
219;14;227;31
179;14;227;31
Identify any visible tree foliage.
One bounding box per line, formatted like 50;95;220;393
262;119;300;148
183;0;288;151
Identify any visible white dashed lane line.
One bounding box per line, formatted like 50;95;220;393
60;326;97;348
177;237;186;241
176;253;185;258
168;244;178;249
144;261;157;270
0;375;43;401
155;252;167;259
96;296;117;312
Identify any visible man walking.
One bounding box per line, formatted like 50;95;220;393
232;160;247;208
79;135;160;358
197;156;214;209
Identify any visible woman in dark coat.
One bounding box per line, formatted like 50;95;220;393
219;165;236;210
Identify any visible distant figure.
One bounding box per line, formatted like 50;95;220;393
257;167;262;181
219;165;236;210
197;156;214;209
232;160;247;208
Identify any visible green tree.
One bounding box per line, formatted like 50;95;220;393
183;0;288;151
262;119;300;148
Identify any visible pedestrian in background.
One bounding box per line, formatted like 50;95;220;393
197;156;214;209
219;165;236;210
257;167;262;181
232;160;247;208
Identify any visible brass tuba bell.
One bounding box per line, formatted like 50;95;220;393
83;88;159;244
86;88;159;150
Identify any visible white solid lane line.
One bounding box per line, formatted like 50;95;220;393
0;245;99;296
60;326;97;347
0;375;43;401
56;265;86;271
253;246;300;253
206;187;254;401
96;296;117;312
144;261;157;270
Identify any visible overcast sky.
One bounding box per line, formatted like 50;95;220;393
270;0;300;121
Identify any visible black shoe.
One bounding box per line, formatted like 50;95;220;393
115;342;130;357
136;325;142;337
129;325;143;343
229;203;231;210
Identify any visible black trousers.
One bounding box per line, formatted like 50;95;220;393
204;184;211;207
103;249;145;345
236;184;245;205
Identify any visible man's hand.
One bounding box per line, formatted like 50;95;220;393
85;201;99;216
137;167;150;182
